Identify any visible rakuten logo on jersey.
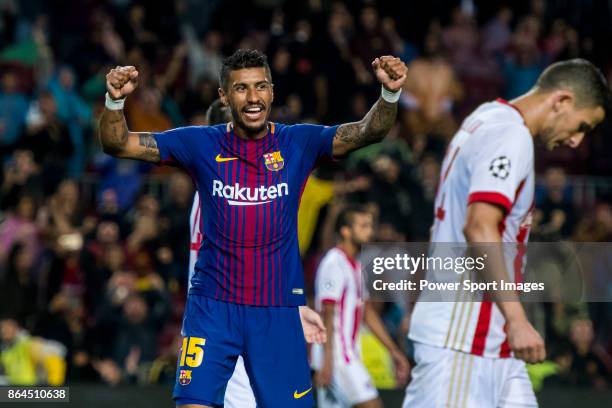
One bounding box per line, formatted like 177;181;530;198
212;180;289;206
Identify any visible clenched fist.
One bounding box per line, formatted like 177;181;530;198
507;317;546;363
106;66;139;100
372;56;407;92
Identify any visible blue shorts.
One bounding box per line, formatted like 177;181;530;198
173;295;313;407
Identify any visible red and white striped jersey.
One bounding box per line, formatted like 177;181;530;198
188;192;202;291
409;99;535;359
312;247;368;367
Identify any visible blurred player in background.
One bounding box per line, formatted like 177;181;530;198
99;49;407;407
189;99;330;408
404;59;609;407
313;205;409;407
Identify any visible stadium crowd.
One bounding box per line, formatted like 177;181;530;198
0;0;611;392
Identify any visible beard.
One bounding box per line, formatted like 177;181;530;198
229;104;269;136
536;126;558;151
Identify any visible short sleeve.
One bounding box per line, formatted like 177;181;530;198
153;126;203;168
292;124;338;165
467;124;533;213
315;254;345;304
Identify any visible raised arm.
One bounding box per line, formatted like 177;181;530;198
98;66;160;163
332;56;407;158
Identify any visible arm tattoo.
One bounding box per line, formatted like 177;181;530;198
334;97;397;156
99;109;128;153
135;132;161;162
139;133;158;149
98;109;160;162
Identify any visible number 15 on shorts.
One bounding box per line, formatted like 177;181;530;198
179;336;206;368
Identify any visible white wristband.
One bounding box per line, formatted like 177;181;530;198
105;92;126;110
381;85;401;103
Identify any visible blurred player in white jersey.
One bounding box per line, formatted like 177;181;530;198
404;59;609;407
313;205;409;407
188;100;326;407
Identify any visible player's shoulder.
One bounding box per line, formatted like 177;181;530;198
277;122;332;135
161;124;225;137
469;101;532;145
318;247;346;269
472;100;527;129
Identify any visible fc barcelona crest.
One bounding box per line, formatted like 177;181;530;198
263;151;284;171
179;369;192;385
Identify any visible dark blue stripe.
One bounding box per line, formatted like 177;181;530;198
240;138;247;304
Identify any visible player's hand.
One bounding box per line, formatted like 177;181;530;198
299;306;327;344
315;363;333;388
507;318;546;363
391;348;411;385
106;66;139;100
372;56;407;92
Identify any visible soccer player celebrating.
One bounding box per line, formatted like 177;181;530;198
313;205;409;408
403;59;609;407
99;49;407;408
189;99;330;408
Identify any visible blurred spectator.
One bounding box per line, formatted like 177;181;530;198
0;70;28;149
0;243;38;323
46;66;92;177
555;319;611;389
401;28;463;142
482;6;513;55
158;173;193;284
502;16;546;99
0;316;67;385
95;273;169;384
184;27;223;87
92;152;151;211
126;87;172;132
0;193;41;265
573;203;612;243
442;7;479;66
534;167;576;240
0;149;42;210
19;91;73;194
351;5;393;87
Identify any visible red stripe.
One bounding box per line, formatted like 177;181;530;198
470;301;493;356
498;179;528;357
352;305;361;350
499;323;511;358
320;298;337;305
190;202;201;251
442;147;460;183
336;245;358;270
468;192;512;213
339;288;350;363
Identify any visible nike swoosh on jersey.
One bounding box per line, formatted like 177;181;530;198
293;387;312;399
215;154;238;162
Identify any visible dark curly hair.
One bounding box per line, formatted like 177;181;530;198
219;49;272;90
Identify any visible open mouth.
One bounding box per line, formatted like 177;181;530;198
243;105;265;122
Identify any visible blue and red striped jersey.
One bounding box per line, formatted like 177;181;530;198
154;122;338;306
